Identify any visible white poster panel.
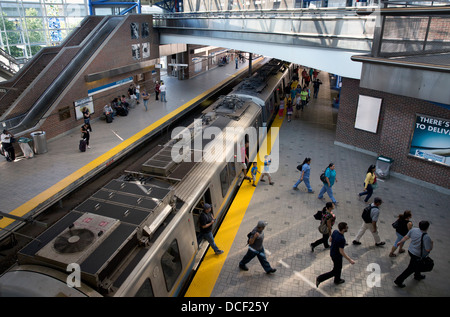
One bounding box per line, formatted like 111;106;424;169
74;96;94;120
354;95;382;133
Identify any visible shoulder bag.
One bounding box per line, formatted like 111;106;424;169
416;233;434;272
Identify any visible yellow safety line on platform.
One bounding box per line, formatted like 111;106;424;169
0;62;260;230
185;111;285;297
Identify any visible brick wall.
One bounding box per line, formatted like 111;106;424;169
336;77;450;189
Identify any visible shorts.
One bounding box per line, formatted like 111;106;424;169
240;162;247;170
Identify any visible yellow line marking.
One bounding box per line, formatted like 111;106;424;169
0;62;261;229
185;110;285;297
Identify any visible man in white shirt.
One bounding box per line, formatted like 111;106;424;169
159;81;167;102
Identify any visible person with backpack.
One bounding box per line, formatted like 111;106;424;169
293;157;314;193
352;197;385;247
311;202;336;252
317;163;338;205
239;220;276;274
389;210;413;257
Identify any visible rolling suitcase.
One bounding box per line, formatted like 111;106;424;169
79;139;87;152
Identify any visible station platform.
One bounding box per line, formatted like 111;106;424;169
186;71;450;297
0;58;254;236
1;57;448;298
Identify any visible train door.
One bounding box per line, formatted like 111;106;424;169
192;188;212;241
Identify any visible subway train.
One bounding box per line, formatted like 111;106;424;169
0;59;293;297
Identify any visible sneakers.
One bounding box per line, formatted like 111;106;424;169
215;250;224;255
308;190;315;194
375;242;386;247
269;182;274;185
352;240;362;245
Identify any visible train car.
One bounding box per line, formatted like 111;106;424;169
0;59;292;297
231;58;293;127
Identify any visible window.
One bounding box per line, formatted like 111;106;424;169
228;162;236;180
161;240;182;291
135;278;154;297
219;165;229;197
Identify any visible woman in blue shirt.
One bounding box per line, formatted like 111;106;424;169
293;157;314;193
318;163;338;204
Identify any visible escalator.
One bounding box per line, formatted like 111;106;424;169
3;16;125;136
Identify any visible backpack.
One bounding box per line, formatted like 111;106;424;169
362;204;373;223
246;231;254;245
297;163;304;171
320;167;328;183
313;210;324;220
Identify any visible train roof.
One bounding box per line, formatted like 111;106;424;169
232;59;289;98
13;95;261;295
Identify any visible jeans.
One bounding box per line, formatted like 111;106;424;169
394;251;423;284
317;255;343;284
359;184;373;202
160;91;166;102
318;183;337;203
239;247;273;273
200;231;220;253
294;176;313;192
143;99;148;111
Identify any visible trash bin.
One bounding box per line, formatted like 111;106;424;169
18;137;34;158
376;155;394;179
31;131;48;154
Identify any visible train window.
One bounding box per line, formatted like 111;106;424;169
228;162;236;180
135;278;155;297
161;239;183;291
219;165;229;197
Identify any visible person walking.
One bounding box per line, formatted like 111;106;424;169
312;78;322;98
286;98;293;122
1;129;15;162
159;81;167;102
154;81;160;100
199;203;224;255
358;165;376;202
316;222;355;287
390;210;413;257
250;162;260;187
394;220;433;288
239;221;276;274
141;89;150;111
311;202;336;252
293;157;314;193
318;163;338;204
259;155;274;185
352;197;386;246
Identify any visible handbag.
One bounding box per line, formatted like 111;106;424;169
416;233;434;272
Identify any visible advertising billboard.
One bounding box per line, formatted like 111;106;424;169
409;114;450;166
